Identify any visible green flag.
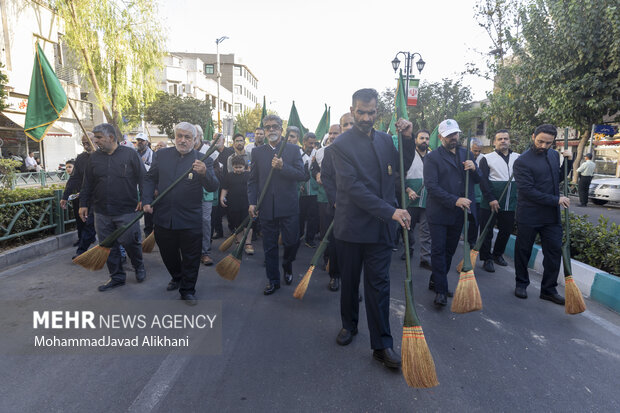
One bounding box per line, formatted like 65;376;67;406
314;104;330;145
388;112;397;137
287;101;308;145
376;119;385;133
259;96;267;127
205;117;215;141
24;43;68;142
396;71;409;121
429;125;440;150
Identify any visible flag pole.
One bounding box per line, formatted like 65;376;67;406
67;99;95;148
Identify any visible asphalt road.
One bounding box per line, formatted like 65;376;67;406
0;235;619;412
568;194;620;227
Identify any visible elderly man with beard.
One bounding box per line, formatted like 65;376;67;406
79;123;146;291
248;114;305;295
143;122;219;305
513;124;572;304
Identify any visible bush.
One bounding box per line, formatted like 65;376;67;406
0;188;57;249
0;159;22;188
565;213;620;276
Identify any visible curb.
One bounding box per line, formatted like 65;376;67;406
499;230;619;312
0;231;76;270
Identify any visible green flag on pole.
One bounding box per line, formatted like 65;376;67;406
396;70;409;121
24;43;68;142
287;101;308;145
314;104;330;145
429;125;440;150
205;117;215;141
259;96;267;127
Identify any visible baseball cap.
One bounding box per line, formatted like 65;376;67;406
135;132;149;142
438;119;461;137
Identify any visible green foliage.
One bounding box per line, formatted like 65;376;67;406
55;0;166;131
0;62;8;112
0;159;22;188
565;213;620;276
144;92;212;139
235;105;263;136
0;188;56;246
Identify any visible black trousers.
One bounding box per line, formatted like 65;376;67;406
318;202;339;278
578;175;593;206
479;209;515;261
154;225;202;296
211;204;224;236
299;195;319;243
429;219;463;294
72;199;96;255
337;239;393;350
467;204;479;246
514;223;562;296
261;215;300;284
143;212;154;237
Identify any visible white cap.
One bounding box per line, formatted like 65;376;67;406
135;132;149;142
438;119;461;137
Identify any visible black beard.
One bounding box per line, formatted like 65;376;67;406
416;144;428;152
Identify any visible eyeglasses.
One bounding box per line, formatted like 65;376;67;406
264;124;281;131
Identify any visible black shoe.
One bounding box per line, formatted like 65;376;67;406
515;287;528;299
336;327;358;346
493;255;508;266
305;241;317;248
181;293;197;306
98;279;125;292
434;292;447;307
428;279;453;297
263;282;280;295
483;259;495;273
135;267;146;283
284;271;293;285
328;277;340;291
420;261;432;271
166;280;180;291
540;292;565;305
373;348;401;369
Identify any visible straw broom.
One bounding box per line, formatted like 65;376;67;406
397;131;438;388
142;231;156;253
219;215;250;252
455;174;514;272
451;137;483;313
75;142;219;269
561;129;586;314
215;139;288;280
294;221;333;299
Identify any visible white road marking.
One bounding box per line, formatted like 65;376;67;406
571;339;620;362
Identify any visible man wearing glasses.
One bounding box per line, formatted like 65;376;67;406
248;115;306;295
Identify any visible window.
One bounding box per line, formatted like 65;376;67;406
204;64;214;74
234;65;242;76
168;84;178;95
234;103;242;113
476;119;485;136
234;85;242;94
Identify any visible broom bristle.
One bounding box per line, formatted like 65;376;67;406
402;326;439;388
451;270;483;313
293;266;314;300
219;234;236;252
278;234;283;245
142;232;156;253
325;260;330;273
456;250;479;273
215;255;240;281
565;275;586;314
72;246;110;271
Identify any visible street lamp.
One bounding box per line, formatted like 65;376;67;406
216;36;229;133
391;51;425;107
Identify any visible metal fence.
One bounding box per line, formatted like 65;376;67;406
8;171;69;189
0;189;76;242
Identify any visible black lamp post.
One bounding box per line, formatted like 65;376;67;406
391;51;425;105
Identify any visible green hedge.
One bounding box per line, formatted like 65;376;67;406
565;213;620;276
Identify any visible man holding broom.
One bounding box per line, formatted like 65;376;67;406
79;123;147;292
330;88;411;369
143;122;219;305
248;114;306;295
513;124;572;304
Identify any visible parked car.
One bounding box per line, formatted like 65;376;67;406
589;177;620;205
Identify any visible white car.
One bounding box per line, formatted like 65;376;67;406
589;177;620;205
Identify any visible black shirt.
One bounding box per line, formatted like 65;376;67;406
222;171;249;212
80;145;145;216
62;151;90;200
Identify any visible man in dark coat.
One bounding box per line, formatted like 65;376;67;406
248;114;306;295
513;124;572;304
330;88;411;370
143;122;219;305
424;119;482;307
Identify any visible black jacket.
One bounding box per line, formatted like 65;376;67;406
62;151;90;200
80;145;145;216
143;147;218;230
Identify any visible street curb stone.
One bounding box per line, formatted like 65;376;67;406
0;231;76;270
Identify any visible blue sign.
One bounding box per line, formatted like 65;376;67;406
594;125;616;136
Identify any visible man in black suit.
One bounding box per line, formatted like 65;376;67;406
248;115;306;295
143;122;219;305
513;124;572;304
330;89;411;369
424;119;482;307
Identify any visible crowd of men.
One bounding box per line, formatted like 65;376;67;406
64;87;577;370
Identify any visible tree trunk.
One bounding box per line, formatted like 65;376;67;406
571;129;590;184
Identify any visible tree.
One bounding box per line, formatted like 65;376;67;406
144;92;212;139
55;0;165;131
235;105;263;136
0;62;8;112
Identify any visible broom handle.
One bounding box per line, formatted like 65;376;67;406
255;139;288;210
310;221;333;267
461;136;473;272
562;129;572;275
473;172;514;251
397;132;412;283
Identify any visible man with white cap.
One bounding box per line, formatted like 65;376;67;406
424;119;481;307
